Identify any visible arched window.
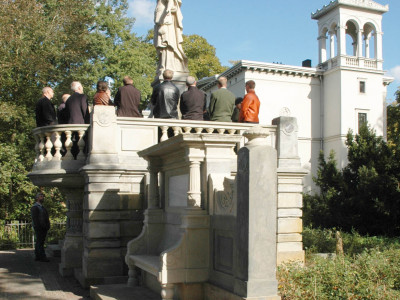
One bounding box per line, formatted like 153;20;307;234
345;20;358;56
328;23;338;59
363;23;377;59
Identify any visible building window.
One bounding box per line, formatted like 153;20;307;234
359;81;366;93
358;112;367;132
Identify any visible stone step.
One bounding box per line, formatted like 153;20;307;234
46;244;61;257
90;284;161;300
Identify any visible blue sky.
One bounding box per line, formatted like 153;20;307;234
127;0;400;101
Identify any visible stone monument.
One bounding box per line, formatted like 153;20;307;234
154;0;189;93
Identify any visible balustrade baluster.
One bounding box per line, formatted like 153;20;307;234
76;130;86;160
227;129;236;135
194;127;203;134
63;130;73;160
183;127;191;134
38;134;45;162
217;128;225;134
160;126;169;142
172;126;181;136
44;132;53;161
53;131;62;161
206;128;214;134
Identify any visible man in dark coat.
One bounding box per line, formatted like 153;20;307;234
65;81;90;124
35;87;56;127
114;76;142;117
208;76;235;122
180;76;206;120
151;69;180;119
31;193;50;262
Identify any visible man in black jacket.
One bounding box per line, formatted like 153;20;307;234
180;76;206;120
31;193;50;262
151;69;180;119
65;81;90;124
35;87;56;127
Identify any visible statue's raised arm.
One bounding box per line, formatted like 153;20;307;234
154;0;188;77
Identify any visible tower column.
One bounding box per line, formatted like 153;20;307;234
357;29;363;57
337;25;346;56
329;31;335;58
318;35;327;63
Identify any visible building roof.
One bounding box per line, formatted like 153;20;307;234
311;0;389;19
197;60;319;91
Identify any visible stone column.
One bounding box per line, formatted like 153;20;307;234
357;29;363;57
187;160;202;208
272;116;307;265
148;159;161;209
318;35;327;63
59;188;84;277
329;31;335;58
234;126;280;300
337;25;346;56
365;35;370;59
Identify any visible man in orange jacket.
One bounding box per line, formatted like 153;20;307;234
239;80;260;123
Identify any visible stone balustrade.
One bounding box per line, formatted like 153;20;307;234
32;124;90;168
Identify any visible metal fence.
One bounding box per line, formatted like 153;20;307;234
0;220;66;249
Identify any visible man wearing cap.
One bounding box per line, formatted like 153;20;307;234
180;76;206;120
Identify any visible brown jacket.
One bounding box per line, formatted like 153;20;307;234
239;91;260;123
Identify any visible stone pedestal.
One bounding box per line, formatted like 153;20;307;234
234;127;280;300
272;117;307;265
59;188;84;277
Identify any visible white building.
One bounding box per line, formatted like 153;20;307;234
198;0;394;190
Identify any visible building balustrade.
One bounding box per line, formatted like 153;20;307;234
319;55;381;71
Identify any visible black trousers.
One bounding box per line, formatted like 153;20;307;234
34;229;47;259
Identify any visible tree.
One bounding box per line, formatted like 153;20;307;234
387;89;400;148
304;125;400;236
182;34;227;80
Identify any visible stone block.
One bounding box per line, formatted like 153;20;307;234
120;220;144;237
277;233;302;243
83;248;124;278
84;221;120;239
278;218;302;234
277;241;303;252
278;193;302;208
176;283;204;300
278;208;302;218
277;250;305;265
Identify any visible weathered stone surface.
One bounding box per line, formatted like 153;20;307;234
278;218;303;234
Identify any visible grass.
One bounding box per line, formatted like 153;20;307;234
278;227;400;299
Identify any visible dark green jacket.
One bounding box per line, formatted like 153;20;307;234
209;88;235;122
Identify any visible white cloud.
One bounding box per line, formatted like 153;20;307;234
387;65;400;82
129;0;155;27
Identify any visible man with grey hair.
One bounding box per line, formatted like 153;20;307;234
209;76;235;122
35;87;56;127
65;81;89;124
151;69;180;119
31;192;50;262
179;76;206;120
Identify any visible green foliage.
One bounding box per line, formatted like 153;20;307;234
304;125;400;235
278;247;400;299
183;34;227;80
387;89;400;148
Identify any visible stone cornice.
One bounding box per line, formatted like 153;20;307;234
311;0;389;19
199;60;319;90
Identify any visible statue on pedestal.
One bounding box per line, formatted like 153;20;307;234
154;0;189;78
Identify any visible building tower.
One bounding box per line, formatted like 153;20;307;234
312;0;391;167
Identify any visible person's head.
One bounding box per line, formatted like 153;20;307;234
96;81;108;92
61;94;70;103
186;76;196;87
42;87;54;100
123;76;133;85
245;80;256;92
163;69;174;80
106;88;111;98
35;192;44;204
71;81;83;94
235;97;243;109
217;76;228;88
